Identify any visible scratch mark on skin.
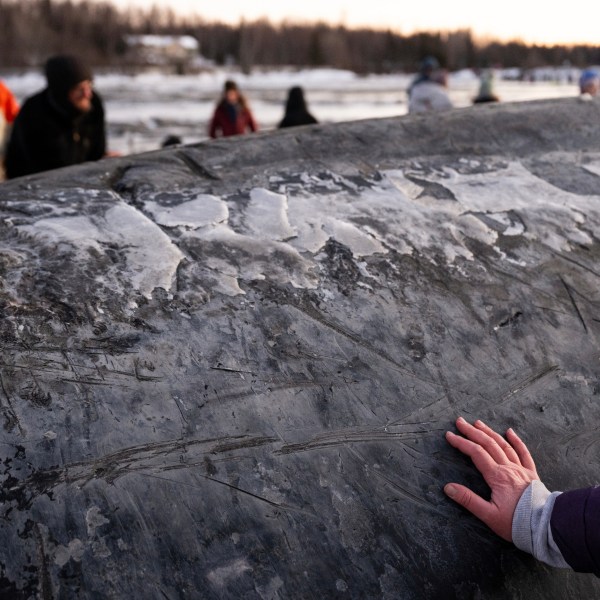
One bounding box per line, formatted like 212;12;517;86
345;446;444;515
486;262;574;309
532;304;571;316
0;371;25;436
550;248;600;280
290;300;405;369
583;437;600;457
560;276;588;333
287;299;464;392
344;381;379;418
560;426;600;457
58;377;130;388
497;364;559;405
205;379;337;405
173;397;189;427
0;360;162;385
2;434;277;508
210;365;256;375
138;472;316;518
275;426;442;456
389;396;449;426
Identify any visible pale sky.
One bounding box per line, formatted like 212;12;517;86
114;0;600;45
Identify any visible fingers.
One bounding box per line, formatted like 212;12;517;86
473;419;522;466
455;417;510;465
444;483;493;524
445;430;496;476
506;428;538;474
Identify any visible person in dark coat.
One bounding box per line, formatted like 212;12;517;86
278;86;318;129
5;55;107;179
208;80;258;138
445;416;600;576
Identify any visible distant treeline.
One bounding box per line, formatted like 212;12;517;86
1;0;600;72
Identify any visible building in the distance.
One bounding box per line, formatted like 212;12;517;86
125;35;214;73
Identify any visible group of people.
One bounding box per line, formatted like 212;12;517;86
406;56;500;114
407;56;600;114
207;79;317;138
1;54;599;180
0;55;319;180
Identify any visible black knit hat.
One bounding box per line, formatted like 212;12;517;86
45;55;92;98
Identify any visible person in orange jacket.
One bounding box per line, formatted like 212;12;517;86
0;80;20;179
0;80;19;125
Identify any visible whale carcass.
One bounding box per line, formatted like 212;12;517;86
1;98;600;598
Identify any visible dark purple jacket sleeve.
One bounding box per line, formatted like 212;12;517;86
550;486;600;576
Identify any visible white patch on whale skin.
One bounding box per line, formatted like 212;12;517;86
144;195;228;229
19;202;183;298
244;188;297;241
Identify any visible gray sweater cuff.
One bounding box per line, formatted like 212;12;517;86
511;480;570;568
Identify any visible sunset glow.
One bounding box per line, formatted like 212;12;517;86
111;0;600;46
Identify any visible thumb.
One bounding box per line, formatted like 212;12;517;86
444;483;493;524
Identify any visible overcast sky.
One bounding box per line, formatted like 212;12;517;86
111;0;599;45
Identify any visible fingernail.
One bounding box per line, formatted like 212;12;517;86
474;419;483;426
445;431;455;438
445;484;458;498
508;428;515;435
457;416;465;423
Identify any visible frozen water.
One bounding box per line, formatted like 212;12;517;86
144;195;228;228
245;188;296;241
19;201;184;298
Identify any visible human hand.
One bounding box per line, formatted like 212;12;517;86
444;417;539;541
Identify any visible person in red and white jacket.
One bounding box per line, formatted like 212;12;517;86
445;417;599;576
209;80;258;139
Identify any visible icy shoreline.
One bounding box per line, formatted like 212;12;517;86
2;67;581;155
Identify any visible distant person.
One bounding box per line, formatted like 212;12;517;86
473;70;499;104
162;135;182;148
208;80;258;138
0;80;19;179
408;56;453;114
278;86;318;129
445;417;600;576
5;55;108;179
579;69;600;97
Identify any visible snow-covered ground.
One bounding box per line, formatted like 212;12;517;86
2;67;582;156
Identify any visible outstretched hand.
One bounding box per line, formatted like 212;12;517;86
444;417;539;541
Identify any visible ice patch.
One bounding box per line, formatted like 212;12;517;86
482;212;526;236
583;162;600;178
384;162;600;257
322;218;387;257
19;202;184;298
186;223;317;293
144;195;228;228
245;188;296;241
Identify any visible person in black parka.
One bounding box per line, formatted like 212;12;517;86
5;55;107;179
278;86;318;129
